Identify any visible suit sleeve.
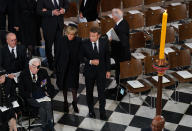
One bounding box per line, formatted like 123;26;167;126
36;0;52;16
79;0;84;13
9;79;17;102
118;27;130;49
80;41;90;65
62;0;69;11
104;38;111;72
0;47;2;69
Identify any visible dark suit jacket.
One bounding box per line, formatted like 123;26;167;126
36;0;69;33
111;19;131;62
141;127;170;131
19;68;56;99
0;44;27;74
80;36;110;78
80;0;99;22
55;36;81;89
0;78;16;107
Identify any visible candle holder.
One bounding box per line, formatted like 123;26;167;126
152;58;169;76
153;58;169;115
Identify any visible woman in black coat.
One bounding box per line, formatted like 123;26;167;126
0;69;17;131
55;24;81;113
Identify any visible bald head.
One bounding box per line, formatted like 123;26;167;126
112;8;123;23
151;115;165;131
6;33;17;48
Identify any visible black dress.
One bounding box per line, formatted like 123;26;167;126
0;78;17;130
55;36;82;90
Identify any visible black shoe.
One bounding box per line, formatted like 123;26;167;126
63;102;69;113
72;101;79;113
88;111;96;118
100;113;107;120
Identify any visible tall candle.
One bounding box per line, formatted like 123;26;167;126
159;10;168;59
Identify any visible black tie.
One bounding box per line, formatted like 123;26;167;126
53;0;59;9
11;49;15;58
93;43;99;58
32;74;36;83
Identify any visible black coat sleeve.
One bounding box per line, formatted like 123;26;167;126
36;0;52;16
104;38;111;72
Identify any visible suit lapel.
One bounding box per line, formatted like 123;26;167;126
49;0;55;8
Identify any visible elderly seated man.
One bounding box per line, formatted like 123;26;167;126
0;68;18;131
19;58;56;131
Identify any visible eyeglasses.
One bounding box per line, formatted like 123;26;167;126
32;64;40;69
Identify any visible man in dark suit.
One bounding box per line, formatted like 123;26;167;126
141;115;169;131
110;8;131;86
0;32;27;80
79;0;99;22
19;58;56;131
37;0;69;70
81;27;110;120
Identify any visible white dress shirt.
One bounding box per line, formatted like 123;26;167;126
89;40;99;65
84;0;87;6
52;0;59;6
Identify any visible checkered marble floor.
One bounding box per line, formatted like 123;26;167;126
50;74;192;131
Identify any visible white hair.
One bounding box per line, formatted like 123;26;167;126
112;8;123;19
29;58;41;66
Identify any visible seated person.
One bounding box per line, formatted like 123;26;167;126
18;58;56;131
141;115;169;131
0;68;18;131
0;32;27;82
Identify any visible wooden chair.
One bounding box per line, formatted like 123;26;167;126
145;7;164;27
144;56;176;102
78;21;100;38
100;0;121;12
144;0;162;5
124;10;145;29
64;2;78;18
129;31;146;50
120;59;152;112
189;1;192;18
151;26;176;46
167;3;187;22
100;17;115;35
178;22;192;41
170;49;192;101
122;0;143;8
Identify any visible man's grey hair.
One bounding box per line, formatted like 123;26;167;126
112;8;123;19
29;58;41;66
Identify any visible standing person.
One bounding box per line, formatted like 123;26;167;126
14;0;38;57
0;68;18;131
79;0;99;22
80;27;110;120
36;0;69;70
110;8;131;87
55;24;81;113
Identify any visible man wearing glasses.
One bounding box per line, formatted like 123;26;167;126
18;58;56;131
0;32;27;83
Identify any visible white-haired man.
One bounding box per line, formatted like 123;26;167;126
110;8;131;87
19;58;56;131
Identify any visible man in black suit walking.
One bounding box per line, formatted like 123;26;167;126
37;0;69;70
81;27;110;120
0;32;27;80
79;0;99;22
110;8;131;86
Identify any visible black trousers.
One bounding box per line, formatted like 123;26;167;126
85;70;106;114
42;26;63;69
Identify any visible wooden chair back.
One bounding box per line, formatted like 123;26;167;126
122;0;143;8
100;17;115;35
144;55;158;74
100;0;121;12
144;0;162;5
64;2;78;18
129;31;146;50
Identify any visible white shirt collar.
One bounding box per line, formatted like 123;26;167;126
52;0;59;6
91;40;99;52
84;0;87;6
116;18;123;26
8;45;17;58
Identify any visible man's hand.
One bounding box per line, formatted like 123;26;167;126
13;27;19;31
108;36;112;42
91;59;99;66
52;9;60;16
42;8;47;12
8;74;15;79
106;72;111;79
79;12;83;18
59;8;65;14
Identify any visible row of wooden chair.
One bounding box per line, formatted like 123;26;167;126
119;49;192;111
